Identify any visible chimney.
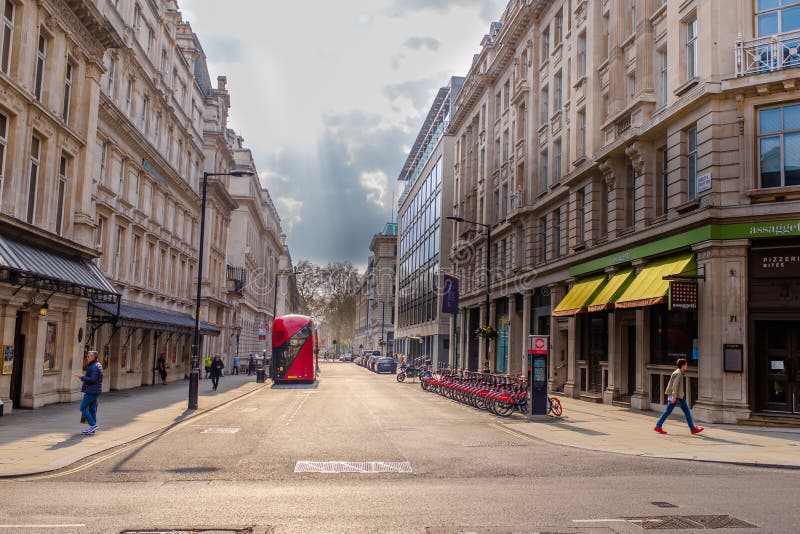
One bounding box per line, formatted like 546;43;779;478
217;76;227;91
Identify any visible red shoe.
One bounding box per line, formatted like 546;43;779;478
691;427;704;435
653;427;667;434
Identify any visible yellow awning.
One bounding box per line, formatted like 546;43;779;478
553;275;606;317
614;253;696;309
587;269;635;313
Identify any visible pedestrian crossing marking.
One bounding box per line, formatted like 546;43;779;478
294;461;412;473
201;427;240;434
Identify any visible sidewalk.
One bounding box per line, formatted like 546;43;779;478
0;374;265;477
503;397;800;468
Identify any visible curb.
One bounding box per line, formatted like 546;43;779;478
498;422;800;470
0;381;268;480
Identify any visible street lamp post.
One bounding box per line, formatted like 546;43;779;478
189;170;254;410
447;216;492;371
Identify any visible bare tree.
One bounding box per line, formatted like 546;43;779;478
295;260;360;347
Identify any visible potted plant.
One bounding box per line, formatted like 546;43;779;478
474;325;498;340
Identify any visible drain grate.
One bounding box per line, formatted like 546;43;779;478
627;515;758;530
294;461;412;473
650;502;678;509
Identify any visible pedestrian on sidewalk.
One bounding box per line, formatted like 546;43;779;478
210;354;224;391
232;355;239;375
157;353;167;385
654;358;704;435
248;354;255;375
75;350;103;435
204;355;212;379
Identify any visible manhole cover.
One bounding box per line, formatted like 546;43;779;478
294;461;412;473
627;515;758;529
651;502;678;509
200;428;240;434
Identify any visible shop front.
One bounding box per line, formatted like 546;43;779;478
749;241;800;415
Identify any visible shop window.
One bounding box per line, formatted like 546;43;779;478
651;373;662;404
650;305;698;365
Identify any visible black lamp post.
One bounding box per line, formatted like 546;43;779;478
447;215;493;370
189;170;254;410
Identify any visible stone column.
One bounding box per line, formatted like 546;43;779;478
21;312;48;408
0;303;17;408
73;61;104;247
62;299;88;402
631;307;651;410
604;311;620;404
691;240;751;424
520;291;532;376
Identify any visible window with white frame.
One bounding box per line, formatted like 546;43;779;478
555;8;563;45
62;61;73;123
0;112;6;201
125;78;133;115
95;216;105;250
539;148;548;191
132;235;140;284
542;27;550;61
685;16;698;79
759;103;800;188
687;127;698;199
554;70;562;112
553;138;562;183
118;157;126;196
657;48;668;107
99;140;108;183
541;85;549;123
756;0;800;37
56;153;69;235
657;146;669;216
113;226;124;279
141;95;149;133
577;32;587;76
34;33;46;101
27;135;40;224
106;54;115;97
2;1;14;74
628;0;637;35
577;109;586;156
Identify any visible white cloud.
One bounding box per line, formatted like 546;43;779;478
275;196;303;232
360;170;389;208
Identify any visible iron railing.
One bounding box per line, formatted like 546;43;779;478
735;30;800;77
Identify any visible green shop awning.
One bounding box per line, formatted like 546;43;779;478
587;269;635;313
553;275;606;317
615;253;695;309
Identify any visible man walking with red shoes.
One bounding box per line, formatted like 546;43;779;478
654;358;704;436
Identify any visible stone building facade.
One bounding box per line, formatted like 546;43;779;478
394;78;461;369
448;0;800;423
0;0;292;412
355;223;397;355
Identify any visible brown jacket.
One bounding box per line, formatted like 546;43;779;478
664;368;685;400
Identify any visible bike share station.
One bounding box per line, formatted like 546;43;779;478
528;334;550;420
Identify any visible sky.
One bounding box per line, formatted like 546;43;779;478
181;0;509;266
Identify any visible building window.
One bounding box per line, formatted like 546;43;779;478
628;0;637;35
555;8;563;45
27;135;40;224
627;71;636;101
113;227;124;279
540;216;549;261
2;1;14;74
685;16;698;79
626;163;636;227
602;12;610;60
600;181;609;238
542;27;550;61
503;79;510;109
494;90;501;119
34;32;46;101
759;103;800;188
553;138;562;184
541;85;549;123
106;54;115;97
657;48;668;107
539;148;548;191
62;62;73;123
117;157;126;196
577;32;587;77
553;208;562;257
687;127;698;199
650;305;698;366
577;109;586;156
657;146;669;216
141;96;149;132
756;0;800;37
98;140;108;183
554;70;562;112
56;154;68;235
0;112;7;201
132;235;140;283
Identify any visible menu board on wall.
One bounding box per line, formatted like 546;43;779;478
2;346;13;375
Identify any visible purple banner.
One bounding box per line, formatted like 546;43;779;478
441;273;459;314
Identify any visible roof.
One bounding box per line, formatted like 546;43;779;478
397;87;450;182
0;233;118;303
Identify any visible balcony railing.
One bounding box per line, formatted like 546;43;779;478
735;30;800;77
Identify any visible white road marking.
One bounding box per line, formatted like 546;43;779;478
572;519;630;523
294;461;413;473
201;427;240;433
285;394;311;426
0;525;86;529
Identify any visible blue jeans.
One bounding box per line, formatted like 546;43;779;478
80;393;99;427
656;397;695;430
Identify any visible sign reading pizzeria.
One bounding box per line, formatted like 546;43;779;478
669;281;698;310
750;247;800;278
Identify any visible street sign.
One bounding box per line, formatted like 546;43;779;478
528;335;549;355
258;328;267;341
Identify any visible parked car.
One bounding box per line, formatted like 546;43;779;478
339;353;353;362
375;357;397;374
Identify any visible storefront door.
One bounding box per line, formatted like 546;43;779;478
757;321;800;414
11;312;24;409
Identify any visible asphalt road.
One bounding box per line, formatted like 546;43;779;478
1;362;796;533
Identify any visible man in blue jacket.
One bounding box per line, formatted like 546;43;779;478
75;350;103;435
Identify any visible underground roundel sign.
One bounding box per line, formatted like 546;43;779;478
528;335;549;355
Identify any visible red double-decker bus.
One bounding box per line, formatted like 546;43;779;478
271;314;318;384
